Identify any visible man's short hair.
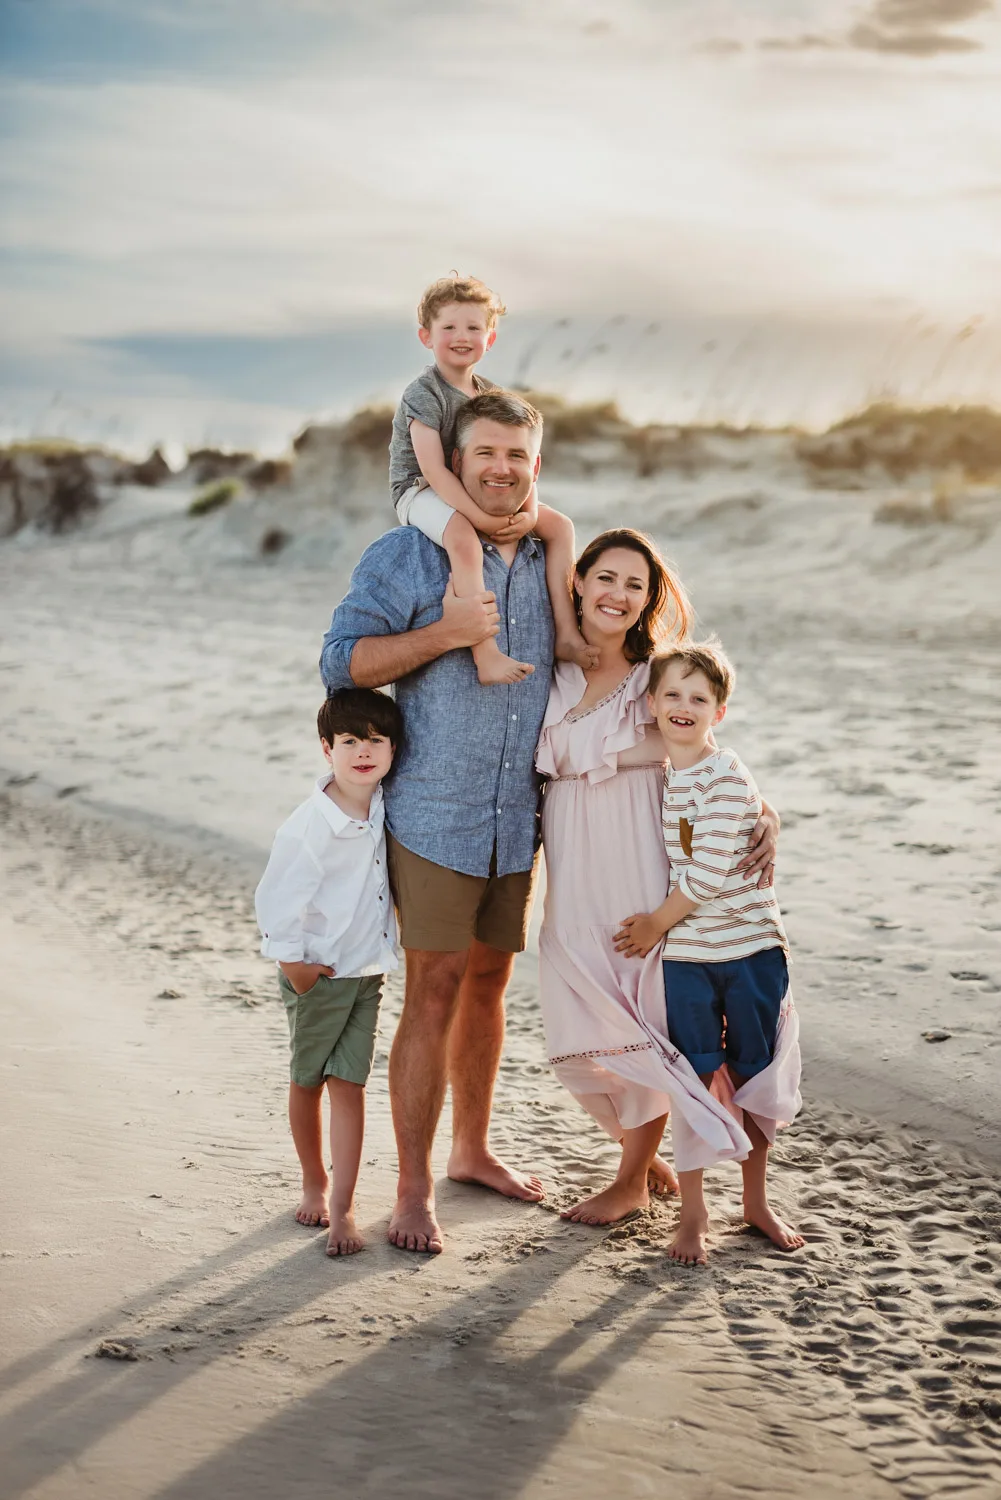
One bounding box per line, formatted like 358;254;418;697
648;639;735;705
417;275;506;331
317;688;404;748
454;390;544;454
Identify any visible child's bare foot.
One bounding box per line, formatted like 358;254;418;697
556;634;601;672
744;1200;805;1251
326;1208;364;1256
475;647;535;686
648;1153;679;1197
295;1180;330;1228
561;1180;649;1225
668;1213;709;1266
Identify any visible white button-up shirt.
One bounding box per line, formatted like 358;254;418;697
255;775;398;977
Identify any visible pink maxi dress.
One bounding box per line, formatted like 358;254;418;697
536;660;802;1173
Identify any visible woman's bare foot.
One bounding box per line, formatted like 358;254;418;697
326;1208;364;1256
648;1153;679;1197
556;634;601;672
667;1214;709;1266
475;646;535;686
387;1193;444;1254
561;1179;649;1226
447;1148;544;1202
294;1180;330;1228
744;1200;805;1251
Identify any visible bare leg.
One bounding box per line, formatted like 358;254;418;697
668;1168;710;1265
387;948;468;1253
730;1068;804;1252
442;512;534;686
326;1077;365;1256
288;1081;329;1228
446;940;544;1201
561;1113;667;1225
534;505;599;670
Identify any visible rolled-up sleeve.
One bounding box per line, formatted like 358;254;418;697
255;833;324;962
320;537;420;692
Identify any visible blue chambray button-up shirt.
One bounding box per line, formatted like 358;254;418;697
320;527;555;878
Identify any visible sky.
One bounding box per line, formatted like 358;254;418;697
2;0;1001;451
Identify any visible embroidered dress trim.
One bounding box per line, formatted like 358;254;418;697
549;1040;656;1066
564;664;641;724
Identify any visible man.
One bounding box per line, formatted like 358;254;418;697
320;390;553;1253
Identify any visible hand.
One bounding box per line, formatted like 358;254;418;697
280;960;335;995
439;577;501;649
612;912;665;959
739;804;780;889
490;509;536;543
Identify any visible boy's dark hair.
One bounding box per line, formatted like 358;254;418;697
648;639;735;705
317;688;404;749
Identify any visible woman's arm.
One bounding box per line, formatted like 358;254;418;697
740;800;780;889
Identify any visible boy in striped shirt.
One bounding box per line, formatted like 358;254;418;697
616;640;803;1266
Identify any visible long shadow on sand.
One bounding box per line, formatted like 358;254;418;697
2;1200;703;1500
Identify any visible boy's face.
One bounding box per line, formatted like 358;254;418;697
321;731;395;791
418;301;496;371
648;662;726;749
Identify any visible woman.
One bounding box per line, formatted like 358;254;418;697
536;529;780;1226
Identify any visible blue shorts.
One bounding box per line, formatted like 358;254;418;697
662;946;789;1079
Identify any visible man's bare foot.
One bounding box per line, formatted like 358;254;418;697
326;1208;364;1257
475;648;535;686
667;1215;709;1266
294;1181;329;1228
556;634;601;672
387;1194;444;1254
648;1153;679;1197
744;1201;805;1251
447;1148;544;1202
560;1179;649;1226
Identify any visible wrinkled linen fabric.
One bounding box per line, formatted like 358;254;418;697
537;660;801;1173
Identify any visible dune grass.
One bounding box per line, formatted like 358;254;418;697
189;477;242;516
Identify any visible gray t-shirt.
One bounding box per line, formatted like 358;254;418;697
389;365;496;504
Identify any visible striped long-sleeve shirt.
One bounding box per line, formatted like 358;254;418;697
662;748;788;963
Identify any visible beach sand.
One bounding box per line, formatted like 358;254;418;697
1;459;1000;1497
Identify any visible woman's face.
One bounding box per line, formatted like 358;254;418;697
575;546;652;644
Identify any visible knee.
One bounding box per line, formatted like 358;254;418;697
539;505;574;544
464;943;514;996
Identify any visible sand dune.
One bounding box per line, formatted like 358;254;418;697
2;430;1000;1496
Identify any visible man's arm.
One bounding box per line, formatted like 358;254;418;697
320;540;501;694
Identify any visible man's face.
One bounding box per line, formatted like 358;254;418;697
452;418;541;518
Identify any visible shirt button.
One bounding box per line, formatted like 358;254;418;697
504;761;510;769
511;713;517;721
509;618;516;625
497;807;503;815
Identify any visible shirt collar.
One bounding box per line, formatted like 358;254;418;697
311;773;385;836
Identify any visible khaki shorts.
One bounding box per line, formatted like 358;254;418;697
278;971;383;1088
387;835;538;953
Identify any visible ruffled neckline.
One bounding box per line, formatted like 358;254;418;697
536;660;656;783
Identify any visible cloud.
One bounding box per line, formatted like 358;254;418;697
754;0;993;56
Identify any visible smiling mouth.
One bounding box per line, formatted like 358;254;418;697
668;716;696;727
352;765;376;773
598;605;626;616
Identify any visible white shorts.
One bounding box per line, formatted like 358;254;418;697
394;480;456;548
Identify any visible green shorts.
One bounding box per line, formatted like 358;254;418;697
278;971;384;1089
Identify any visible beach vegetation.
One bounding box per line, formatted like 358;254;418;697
189;477;242;516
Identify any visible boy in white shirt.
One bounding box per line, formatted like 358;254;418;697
615;641;803;1267
255;688;402;1256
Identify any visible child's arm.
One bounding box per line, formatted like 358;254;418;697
410;421;521;536
255;835;334;992
614;770;751;958
613;885;699;959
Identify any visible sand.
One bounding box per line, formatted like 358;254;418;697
1;455;1000;1498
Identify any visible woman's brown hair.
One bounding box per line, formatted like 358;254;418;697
573;528;693;663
